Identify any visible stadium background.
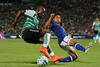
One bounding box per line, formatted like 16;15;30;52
0;0;100;67
0;0;100;39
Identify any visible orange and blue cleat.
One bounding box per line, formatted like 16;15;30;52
40;46;50;58
51;55;63;63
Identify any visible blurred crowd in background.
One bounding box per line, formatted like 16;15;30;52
0;0;100;35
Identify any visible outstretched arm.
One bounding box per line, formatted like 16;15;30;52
44;13;55;29
11;10;24;31
41;13;55;35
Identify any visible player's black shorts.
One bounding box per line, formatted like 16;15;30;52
94;30;98;35
22;29;43;44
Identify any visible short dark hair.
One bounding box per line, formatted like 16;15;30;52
55;12;61;16
37;6;45;12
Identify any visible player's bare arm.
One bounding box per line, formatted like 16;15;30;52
41;13;55;35
11;10;24;31
44;13;55;29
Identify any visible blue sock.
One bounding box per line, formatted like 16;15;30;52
73;42;86;52
59;56;76;62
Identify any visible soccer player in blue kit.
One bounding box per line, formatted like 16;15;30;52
44;13;93;62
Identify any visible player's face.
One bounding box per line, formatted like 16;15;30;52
37;7;45;17
39;10;45;16
55;15;61;24
96;18;99;22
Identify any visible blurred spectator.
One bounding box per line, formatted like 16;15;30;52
0;0;100;35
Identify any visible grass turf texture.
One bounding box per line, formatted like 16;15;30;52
0;39;100;67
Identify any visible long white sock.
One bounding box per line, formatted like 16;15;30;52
43;33;51;48
43;33;55;57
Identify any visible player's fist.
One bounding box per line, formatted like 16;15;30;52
50;13;55;18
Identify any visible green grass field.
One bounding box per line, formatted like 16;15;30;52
0;39;100;67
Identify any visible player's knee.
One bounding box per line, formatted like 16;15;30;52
72;55;78;62
70;54;78;62
69;39;76;46
69;51;78;59
72;54;78;59
72;53;78;59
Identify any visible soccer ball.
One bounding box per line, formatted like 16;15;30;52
37;56;48;66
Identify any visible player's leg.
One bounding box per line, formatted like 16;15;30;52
47;45;54;57
47;45;63;62
40;33;58;57
40;33;63;62
69;39;86;52
40;33;51;58
59;47;78;62
62;36;92;53
69;37;92;53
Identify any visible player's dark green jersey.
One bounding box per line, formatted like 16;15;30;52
93;21;100;31
22;10;39;33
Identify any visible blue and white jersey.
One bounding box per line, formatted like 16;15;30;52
50;21;67;44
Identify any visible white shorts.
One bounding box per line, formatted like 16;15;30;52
60;36;74;52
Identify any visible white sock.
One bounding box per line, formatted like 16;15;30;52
43;44;48;48
43;33;51;48
43;33;55;57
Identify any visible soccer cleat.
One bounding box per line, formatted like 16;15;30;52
51;55;63;63
85;42;93;54
40;46;50;58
